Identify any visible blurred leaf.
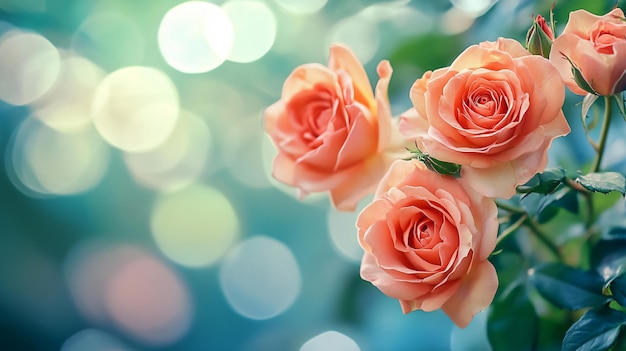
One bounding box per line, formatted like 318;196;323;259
611;274;626;307
491;252;525;291
552;0;606;28
554;187;580;214
529;263;610;310
576;172;626;196
516;168;567;194
612;329;626;351
336;271;370;324
488;283;538;351
537;203;560;224
591;239;626;284
607;227;626;239
389;33;462;72
562;305;626;351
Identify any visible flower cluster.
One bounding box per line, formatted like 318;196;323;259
264;5;626;337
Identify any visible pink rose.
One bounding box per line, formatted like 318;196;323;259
401;38;570;198
550;8;626;96
358;159;498;328
264;44;402;211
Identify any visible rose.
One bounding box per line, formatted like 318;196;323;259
358;159;498;328
550;8;626;96
264;44;402;211
401;38;570;198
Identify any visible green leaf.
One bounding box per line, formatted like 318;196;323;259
591;239;626;285
406;147;461;178
611;274;626;307
535;187;579;223
611;334;626;351
422;156;462;178
576;172;626;196
613;93;626;122
488;283;538;351
518;187;579;224
562;305;626;351
529;263;610;310
517;168;567;194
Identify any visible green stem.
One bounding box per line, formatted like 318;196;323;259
564;178;594;228
590;95;613;173
496;213;528;247
496;201;563;262
524;217;563;262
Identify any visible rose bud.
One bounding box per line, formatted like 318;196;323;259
526;14;555;58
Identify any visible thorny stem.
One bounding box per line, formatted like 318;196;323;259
580;95;613;231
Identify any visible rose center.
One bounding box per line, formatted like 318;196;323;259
288;87;335;147
476;95;490;105
595;32;620;54
410;219;433;248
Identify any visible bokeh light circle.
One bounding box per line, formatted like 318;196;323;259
158;1;234;73
92;66;180;152
150;183;240;267
223;0;276;63
273;0;327;14
300;331;361;351
0;31;60;105
32;55;106;132
219;235;301;320
124;110;211;192
328;16;379;64
64;241;191;345
61;329;133;351
72;11;145;68
7;117;109;197
451;0;498;17
327;206;365;263
104;256;192;345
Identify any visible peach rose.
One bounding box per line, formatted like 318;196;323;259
401;38;570;198
358;159;498;328
550;8;626;96
264;44;403;211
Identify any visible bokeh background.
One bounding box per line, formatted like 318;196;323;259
0;0;622;350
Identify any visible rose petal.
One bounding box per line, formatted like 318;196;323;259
361;253;432;301
328;44;375;111
375;60;393;153
441;260;498;328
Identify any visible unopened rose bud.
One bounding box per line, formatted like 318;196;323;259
526;14;555;58
526;14;554;57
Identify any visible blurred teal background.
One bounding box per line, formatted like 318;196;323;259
0;0;620;350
